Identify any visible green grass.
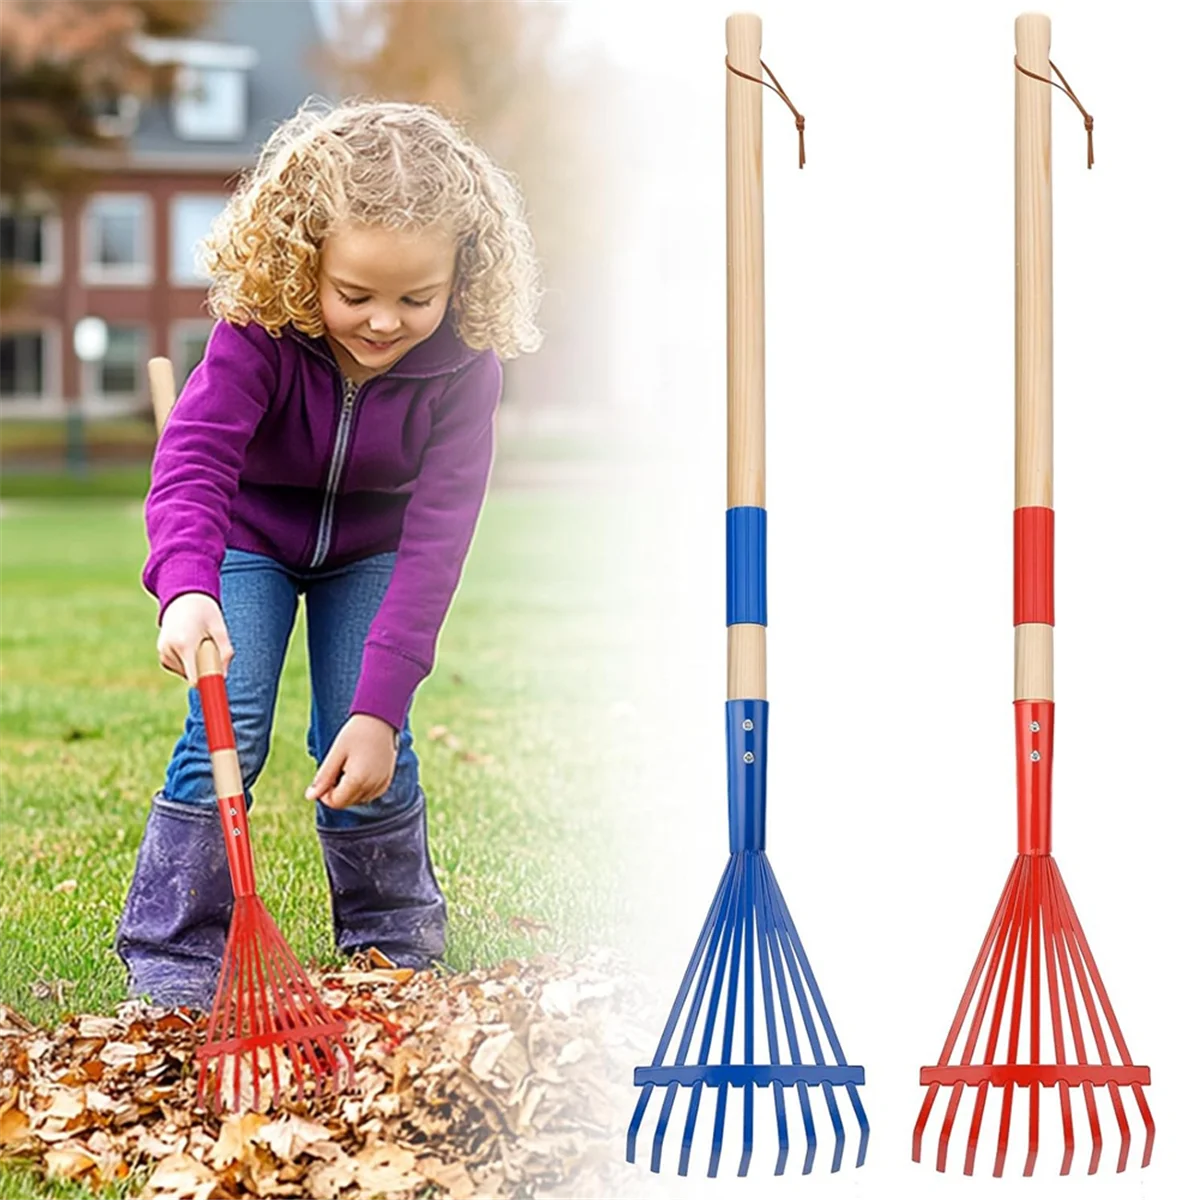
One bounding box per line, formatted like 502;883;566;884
0;492;629;1031
0;1162;147;1200
0;418;158;452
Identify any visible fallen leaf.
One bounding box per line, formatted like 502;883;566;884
211;1111;269;1168
0;1103;31;1145
307;1154;357;1200
556;1037;590;1066
77;1016;121;1038
470;1030;515;1079
44;1143;96;1181
98;1040;151;1068
255;1113;333;1161
52;879;78;894
419;1155;477;1199
355;1143;419;1194
43;1088;86;1120
366;946;396;970
145;1152;218;1199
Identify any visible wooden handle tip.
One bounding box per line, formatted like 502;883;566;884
726;12;762;51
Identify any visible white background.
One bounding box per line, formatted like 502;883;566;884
590;0;1199;1196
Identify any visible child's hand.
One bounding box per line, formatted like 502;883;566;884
158;593;234;685
306;714;398;808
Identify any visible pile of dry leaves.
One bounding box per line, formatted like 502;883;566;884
0;952;657;1199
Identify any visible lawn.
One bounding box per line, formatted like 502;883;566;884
0;489;631;1034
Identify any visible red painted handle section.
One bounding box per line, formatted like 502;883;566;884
196;671;257;898
1014;506;1055;626
1015;700;1054;855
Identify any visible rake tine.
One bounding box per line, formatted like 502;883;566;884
760;869;812;1174
912;1084;939;1163
995;852;1036;1178
937;1083;964;1173
823;1082;846;1172
1047;870;1102;1173
649;1082;679;1174
994;1083;1015;1178
796;1083;817;1175
1133;1084;1155;1168
771;1082;788;1176
678;1085;703;1176
708;1083;730;1179
752;858;788;1175
737;859;756;1177
627;1087;654;1165
1038;859;1074;1175
1109;1083;1132;1173
963;1082;989;1175
1024;857;1043;1178
846;1084;869;1168
709;855;748;1179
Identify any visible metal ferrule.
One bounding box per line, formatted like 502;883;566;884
1015;699;1054;855
727;699;767;852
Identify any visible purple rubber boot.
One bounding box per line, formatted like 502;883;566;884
318;792;446;969
114;795;232;1009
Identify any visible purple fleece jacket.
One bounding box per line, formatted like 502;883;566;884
143;313;502;730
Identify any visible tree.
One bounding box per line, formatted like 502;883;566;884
0;1;209;308
323;0;629;409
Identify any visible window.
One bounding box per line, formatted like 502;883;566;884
81;194;151;284
84;325;146;399
0;203;61;283
171;320;214;382
0;331;48;400
170;195;225;284
173;66;247;141
92;90;141;138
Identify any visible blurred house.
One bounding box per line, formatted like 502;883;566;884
0;0;333;419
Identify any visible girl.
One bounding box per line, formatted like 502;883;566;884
116;98;542;1008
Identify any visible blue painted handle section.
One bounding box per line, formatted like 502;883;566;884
634;1064;866;1088
726;506;766;626
727;700;767;852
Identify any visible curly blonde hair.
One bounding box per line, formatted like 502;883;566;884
201;97;543;358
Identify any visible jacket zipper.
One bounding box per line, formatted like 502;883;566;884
309;376;361;568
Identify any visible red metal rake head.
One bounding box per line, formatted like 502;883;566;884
195;892;355;1112
914;852;1153;1176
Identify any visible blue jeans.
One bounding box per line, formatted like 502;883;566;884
163;548;420;830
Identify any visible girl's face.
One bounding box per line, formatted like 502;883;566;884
317;223;457;381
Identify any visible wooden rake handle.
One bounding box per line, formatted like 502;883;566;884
726;12;767;701
1014;13;1054;704
1015;12;1053;511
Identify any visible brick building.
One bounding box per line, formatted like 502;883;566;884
0;0;331;418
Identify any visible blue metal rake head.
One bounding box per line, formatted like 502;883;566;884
627;701;868;1177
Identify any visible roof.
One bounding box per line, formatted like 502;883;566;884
124;0;336;171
